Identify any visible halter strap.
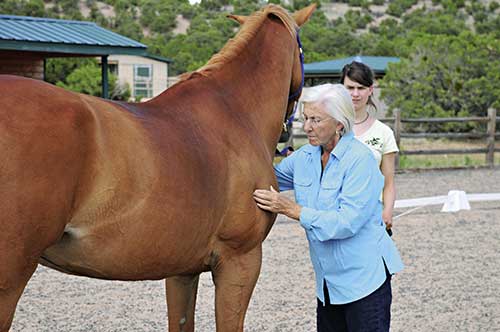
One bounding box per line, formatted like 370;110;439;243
286;31;304;126
288;32;305;103
277;31;304;157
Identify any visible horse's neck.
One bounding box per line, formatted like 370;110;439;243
152;18;295;155
220;19;295;151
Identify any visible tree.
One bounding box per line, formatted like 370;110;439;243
45;58;98;85
55;63;130;100
159;11;238;74
0;0;47;17
380;31;500;132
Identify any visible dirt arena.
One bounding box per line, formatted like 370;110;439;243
10;168;500;331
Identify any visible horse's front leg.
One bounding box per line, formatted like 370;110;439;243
0;257;38;332
212;245;262;332
0;223;46;332
165;274;200;332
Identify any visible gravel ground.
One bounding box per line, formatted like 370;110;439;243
10;168;500;332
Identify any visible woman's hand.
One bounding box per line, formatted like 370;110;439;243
253;186;301;220
382;209;393;229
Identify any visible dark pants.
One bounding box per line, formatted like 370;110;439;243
317;272;392;332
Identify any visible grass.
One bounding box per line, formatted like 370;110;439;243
398;138;500;169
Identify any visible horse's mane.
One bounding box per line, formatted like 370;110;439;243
177;4;297;83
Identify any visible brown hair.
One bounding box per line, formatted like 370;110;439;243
340;61;377;111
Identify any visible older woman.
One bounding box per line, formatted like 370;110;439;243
253;84;403;332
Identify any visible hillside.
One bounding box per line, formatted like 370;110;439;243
2;0;499;74
42;0;498;38
1;0;499;120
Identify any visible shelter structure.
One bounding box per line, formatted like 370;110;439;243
102;54;172;101
0;14;148;98
304;55;400;86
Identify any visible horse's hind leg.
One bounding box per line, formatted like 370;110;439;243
165;274;200;332
212;246;262;332
0;248;39;332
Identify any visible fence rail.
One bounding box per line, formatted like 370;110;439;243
289;108;499;169
387;108;498;168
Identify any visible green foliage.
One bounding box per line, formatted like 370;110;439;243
490;1;500;11
158;11;238;75
107;8;144;41
53;0;84;20
344;9;372;29
140;0;178;34
348;0;368;7
290;0;317;11
401;9;467;36
387;0;418;17
56;64;103;96
231;0;261;14
470;2;500;37
45;58;98;85
0;0;47;17
299;11;363;62
55;63;129;100
380;31;500;132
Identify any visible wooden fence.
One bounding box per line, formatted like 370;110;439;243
290;108;500;169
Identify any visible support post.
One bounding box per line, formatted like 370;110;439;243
101;55;109;99
486;108;497;167
394;109;402;169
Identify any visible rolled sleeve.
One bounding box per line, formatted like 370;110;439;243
299;206;315;229
274;151;298;191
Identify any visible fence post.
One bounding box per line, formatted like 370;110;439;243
394;109;401;169
486;108;497;167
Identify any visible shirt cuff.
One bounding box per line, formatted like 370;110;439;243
299;207;315;230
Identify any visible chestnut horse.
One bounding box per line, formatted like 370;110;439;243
0;4;315;332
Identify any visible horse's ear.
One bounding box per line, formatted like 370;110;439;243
292;3;317;27
227;14;247;25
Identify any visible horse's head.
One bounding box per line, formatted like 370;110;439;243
229;4;316;145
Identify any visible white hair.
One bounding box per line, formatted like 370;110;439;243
300;84;354;135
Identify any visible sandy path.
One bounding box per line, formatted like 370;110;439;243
10;168;500;331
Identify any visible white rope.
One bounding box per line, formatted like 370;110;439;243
393;191;500;219
393;206;426;220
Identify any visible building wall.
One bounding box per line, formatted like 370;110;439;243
0;53;44;80
107;54;169;101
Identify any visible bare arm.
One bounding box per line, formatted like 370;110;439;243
380;152;397;229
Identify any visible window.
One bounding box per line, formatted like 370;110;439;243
108;63;118;76
134;64;153;99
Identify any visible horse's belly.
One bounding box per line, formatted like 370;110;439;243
40;217;211;280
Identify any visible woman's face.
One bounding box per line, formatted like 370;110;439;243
303;103;343;147
343;76;373;113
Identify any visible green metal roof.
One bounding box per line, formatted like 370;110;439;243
304;56;400;77
145;53;173;63
0;14;147;56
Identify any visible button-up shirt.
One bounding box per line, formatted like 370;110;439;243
275;131;404;304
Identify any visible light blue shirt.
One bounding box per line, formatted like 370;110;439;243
275;131;404;305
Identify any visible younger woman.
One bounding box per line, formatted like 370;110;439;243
341;61;398;233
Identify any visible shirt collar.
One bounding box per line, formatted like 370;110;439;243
302;131;355;160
